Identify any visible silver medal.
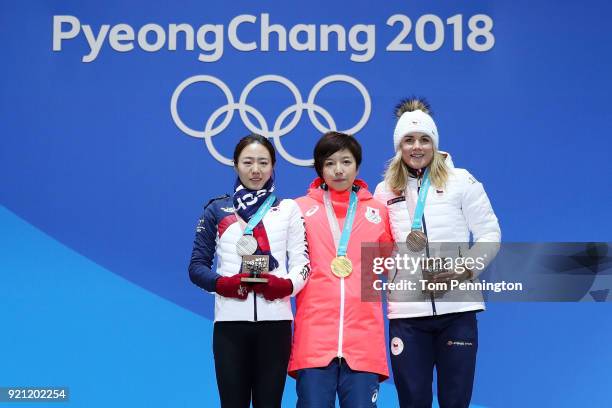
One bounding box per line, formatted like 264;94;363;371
236;234;258;256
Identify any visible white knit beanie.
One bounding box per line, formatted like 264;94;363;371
393;109;439;151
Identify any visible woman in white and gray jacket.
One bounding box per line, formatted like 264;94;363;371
374;98;500;408
189;134;310;408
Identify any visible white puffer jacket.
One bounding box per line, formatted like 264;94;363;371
374;153;501;318
189;197;310;322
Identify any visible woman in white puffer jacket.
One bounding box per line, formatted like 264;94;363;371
374;98;500;408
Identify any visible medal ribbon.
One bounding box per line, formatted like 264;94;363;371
411;168;431;231
323;190;358;256
243;194;276;235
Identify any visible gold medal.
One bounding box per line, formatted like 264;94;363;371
406;230;427;252
331;256;353;278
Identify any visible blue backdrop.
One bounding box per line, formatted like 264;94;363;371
2;1;611;407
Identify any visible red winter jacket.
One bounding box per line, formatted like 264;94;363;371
289;178;392;381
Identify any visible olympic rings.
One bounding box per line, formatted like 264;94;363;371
170;74;371;166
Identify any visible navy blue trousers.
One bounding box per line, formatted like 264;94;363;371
389;311;478;408
296;358;380;408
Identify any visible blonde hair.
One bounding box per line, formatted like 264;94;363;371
383;148;449;195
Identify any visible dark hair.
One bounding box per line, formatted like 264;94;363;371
394;96;432;118
233;134;276;166
313;131;362;178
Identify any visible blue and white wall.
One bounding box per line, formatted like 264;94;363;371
2;1;611;406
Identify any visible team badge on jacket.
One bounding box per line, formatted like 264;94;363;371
365;206;381;224
391;337;404;355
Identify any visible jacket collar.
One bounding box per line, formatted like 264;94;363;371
306;178;372;203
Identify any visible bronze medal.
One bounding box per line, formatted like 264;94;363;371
331;256;353;278
406;230;427;252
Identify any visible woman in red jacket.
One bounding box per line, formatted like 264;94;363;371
289;131;393;407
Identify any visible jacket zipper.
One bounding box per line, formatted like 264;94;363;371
418;177;437;316
253;293;258;321
338;276;345;359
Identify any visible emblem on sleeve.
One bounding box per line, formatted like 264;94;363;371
196;218;205;232
387;196;406;205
